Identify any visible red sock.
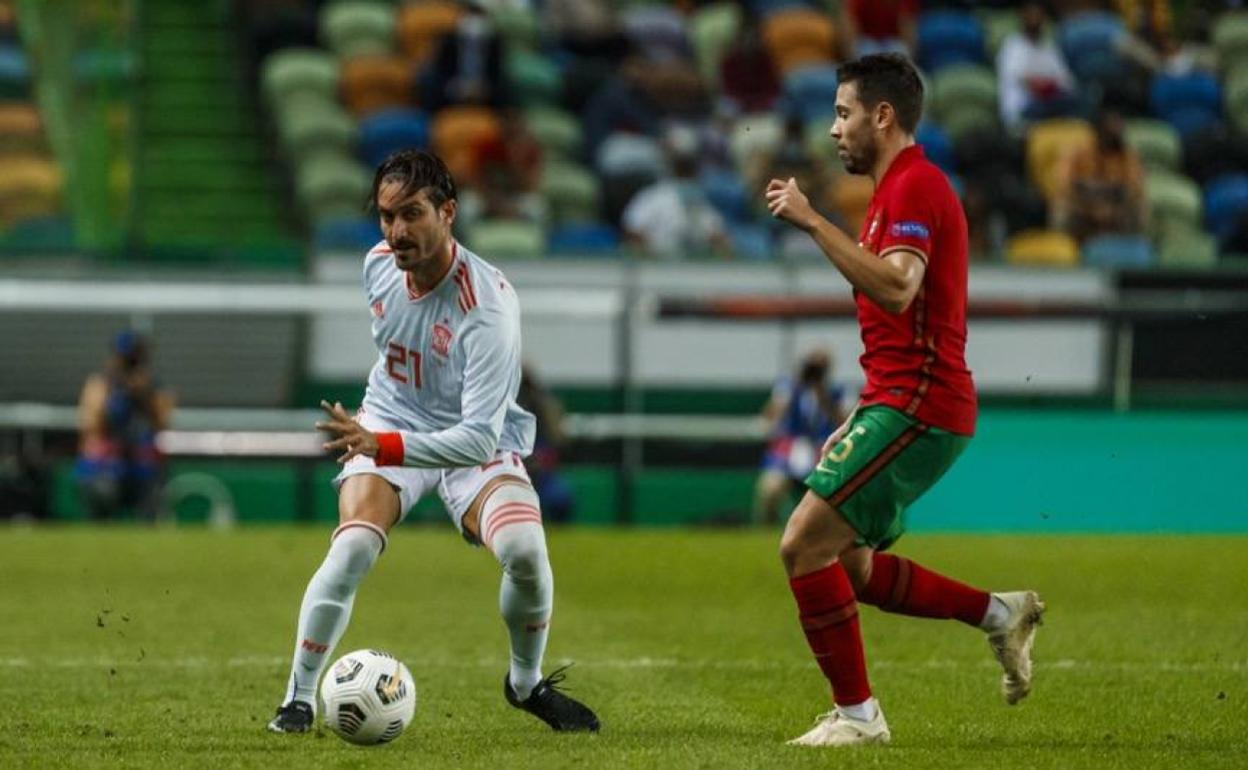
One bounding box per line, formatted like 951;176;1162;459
857;552;990;627
788;562;872;706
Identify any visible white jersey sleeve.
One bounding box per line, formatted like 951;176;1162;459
388;287;522;467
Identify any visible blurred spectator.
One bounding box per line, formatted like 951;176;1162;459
622;125;731;258
75;331;175;521
1116;0;1218;75
458;110;546;227
421;1;508;112
841;0;918;59
1053;111;1148;243
754;348;848;525
543;0;626;60
997;1;1082;132
719;12;782;114
516;364;575;523
744;112;833;219
582;57;663;159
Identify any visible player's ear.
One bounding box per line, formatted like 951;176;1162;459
440;198;457;227
875;101;894;132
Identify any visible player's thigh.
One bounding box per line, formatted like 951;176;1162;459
337;473;403;532
460;473;532;541
779;491;861;574
439;451;534;544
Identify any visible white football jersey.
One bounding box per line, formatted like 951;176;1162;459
358;239;535;467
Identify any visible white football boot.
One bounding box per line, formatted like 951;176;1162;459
987;590;1046;705
786;708;891;747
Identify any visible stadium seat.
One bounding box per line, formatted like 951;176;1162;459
1145;170;1203;240
1026;118;1095;201
1004;229;1080;267
524;106;582;161
916;122;955;174
803;119;838;165
930;64;998;143
779;64;839;124
1203;174;1248;242
295;153;372;224
506;49;562;107
700;167;751;224
1150;72;1222;138
320;1;396;58
339;55;414;117
1158;223;1218;268
0;214;75;252
1212;11;1248;74
761;9;837;75
540;160;601;225
979;8;1021;59
0;156;62;226
831;174;874;234
467;219;545;258
262;49;340;108
729;113;783;170
430;106;501;184
623;4;692;63
1057;11;1125;84
1224;68;1248;134
1124;119;1181;172
917;11;986;73
396;0;461;64
548;222;620;255
0;102;46;154
691;2;742;86
489;5;540;52
596;132;667;179
728;222;775;261
1080;234;1155;269
0;42;29;98
276;95;358;158
314;216;383;252
358;108;428;168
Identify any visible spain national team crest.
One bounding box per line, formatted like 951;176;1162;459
371;300;385;319
432;321;453;357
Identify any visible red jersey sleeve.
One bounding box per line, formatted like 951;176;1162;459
877;172;939;263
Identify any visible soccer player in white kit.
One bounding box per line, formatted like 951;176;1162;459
268;150;600;734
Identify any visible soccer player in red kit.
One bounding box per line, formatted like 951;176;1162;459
765;54;1046;747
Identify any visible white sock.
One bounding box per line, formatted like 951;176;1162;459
282;522;385;707
837;697;879;722
480;483;551;701
980;594;1010;633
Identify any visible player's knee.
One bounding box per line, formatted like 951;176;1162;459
480;483;548;582
495;526;549;583
323;522;385;587
843;559;872;594
778;528;806;573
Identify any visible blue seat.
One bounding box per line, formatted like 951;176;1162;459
1151;72;1222;138
1080;234;1155;269
916;121;955;174
548;223;620;255
0;43;29;97
1203;174;1248;241
749;0;813;19
700;168;752;224
315;217;383;251
358;108;429;168
1058;12;1126;83
917;11;985;73
729;223;775;261
779;64;838;124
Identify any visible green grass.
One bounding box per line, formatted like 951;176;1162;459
1;527;1246;768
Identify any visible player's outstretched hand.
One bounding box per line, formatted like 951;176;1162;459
766;177;816;231
316;400;379;464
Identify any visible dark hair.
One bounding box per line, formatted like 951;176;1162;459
836;54;924;135
368;149;457;211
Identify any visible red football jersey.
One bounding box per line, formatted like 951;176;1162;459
854;145;977;435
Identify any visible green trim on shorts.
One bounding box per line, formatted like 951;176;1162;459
803;405;969;550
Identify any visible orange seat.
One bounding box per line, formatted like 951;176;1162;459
1005;228;1080;266
396;1;462;65
0;156;63;225
762;9;837;74
1026;118;1095;201
831;174;874;236
340;55;415;117
430;106;501;184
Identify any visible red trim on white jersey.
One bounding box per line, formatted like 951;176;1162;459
402;241;460;302
452;260;477;313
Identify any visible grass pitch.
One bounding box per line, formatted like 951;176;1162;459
1;526;1245;769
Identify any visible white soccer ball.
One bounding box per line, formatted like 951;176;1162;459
320;649;417;745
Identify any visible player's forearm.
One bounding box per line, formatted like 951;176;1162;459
806;216;914;313
375;422;498;468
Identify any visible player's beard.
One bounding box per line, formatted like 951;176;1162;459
841;137;877;176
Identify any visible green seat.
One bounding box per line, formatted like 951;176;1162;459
1146;170;1202;241
296;153;372;224
321;1;397;58
525;106;582;160
1213;11;1248;73
1125;119;1181;171
690;2;741;86
930;64;998;124
1224;67;1248;134
540;160;600;224
978;8;1021;59
468;219;545;258
490;6;540;51
262;49;340;108
940;104;999;144
276;95;358;158
1158;224;1218;268
506;49;562;106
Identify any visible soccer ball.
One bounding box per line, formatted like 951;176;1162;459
320;649;417;745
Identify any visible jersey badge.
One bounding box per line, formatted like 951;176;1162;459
432;321;453;357
371;301;385;319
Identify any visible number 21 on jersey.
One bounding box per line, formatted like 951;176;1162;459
386;341;422;388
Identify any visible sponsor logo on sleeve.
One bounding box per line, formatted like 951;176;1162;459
890;221;930;240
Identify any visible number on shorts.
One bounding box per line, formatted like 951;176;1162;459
826;425;867;463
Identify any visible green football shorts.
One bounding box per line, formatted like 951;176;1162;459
803;404;970;551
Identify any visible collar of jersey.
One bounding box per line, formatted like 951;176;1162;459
404;240;460;301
